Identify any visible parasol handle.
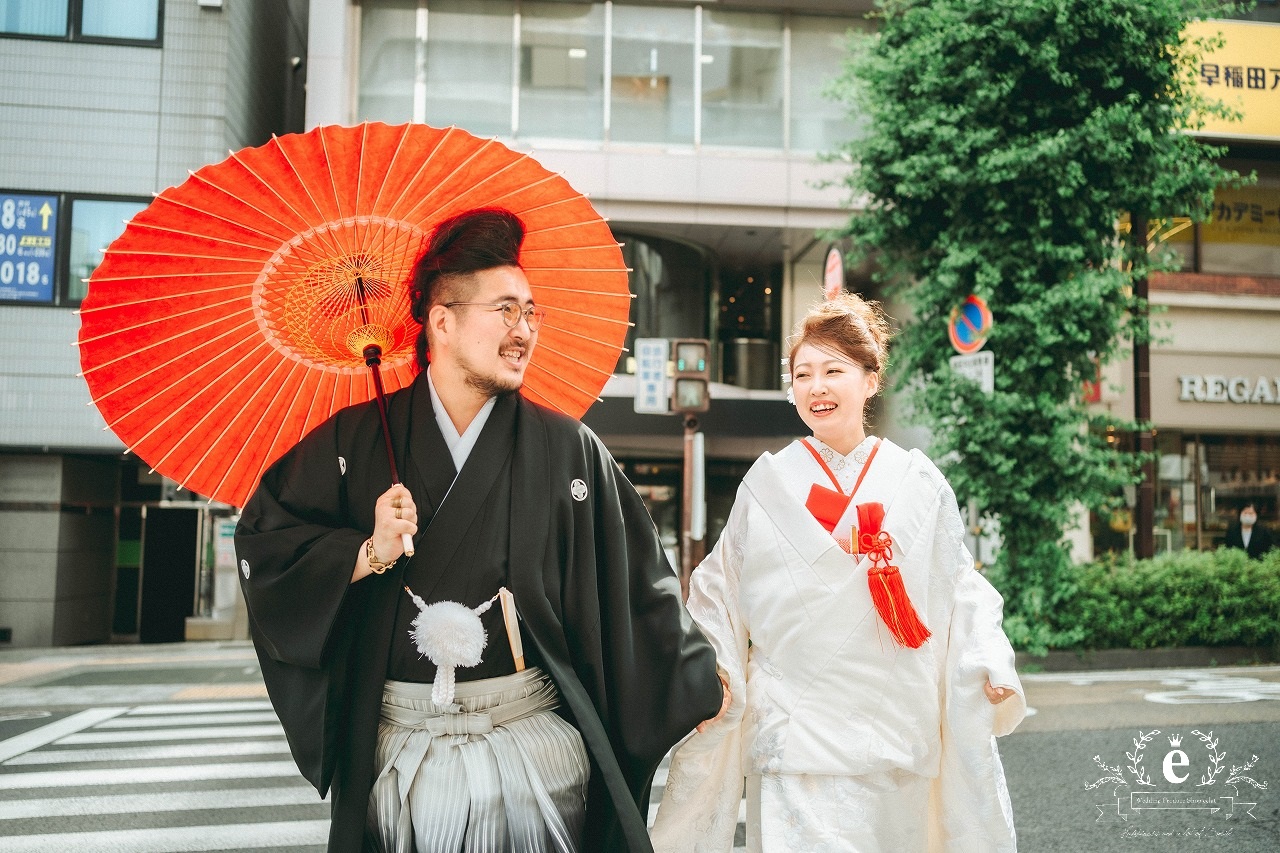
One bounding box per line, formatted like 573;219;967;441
364;344;415;559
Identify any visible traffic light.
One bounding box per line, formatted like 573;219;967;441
671;338;711;413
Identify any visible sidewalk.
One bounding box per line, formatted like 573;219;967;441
0;641;265;711
1017;643;1278;672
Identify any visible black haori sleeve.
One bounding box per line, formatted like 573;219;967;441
234;413;371;795
511;402;722;851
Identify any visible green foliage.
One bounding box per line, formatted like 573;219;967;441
1048;549;1280;650
829;0;1242;649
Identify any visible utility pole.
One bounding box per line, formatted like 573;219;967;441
680;412;701;596
1131;214;1155;559
671;339;710;599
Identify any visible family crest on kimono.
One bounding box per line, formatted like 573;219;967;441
652;293;1025;853
236;208;725;853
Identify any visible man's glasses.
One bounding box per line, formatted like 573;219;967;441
444;301;547;332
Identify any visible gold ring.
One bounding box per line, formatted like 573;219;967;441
394;507;402;519
392;498;402;509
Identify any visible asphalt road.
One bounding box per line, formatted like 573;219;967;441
1001;667;1280;852
0;642;1277;852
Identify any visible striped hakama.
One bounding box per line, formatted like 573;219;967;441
366;668;589;853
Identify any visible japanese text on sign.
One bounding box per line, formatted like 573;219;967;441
634;338;671;415
1186;19;1280;140
0;193;58;303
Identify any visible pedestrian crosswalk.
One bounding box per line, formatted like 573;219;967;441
0;699;328;852
0;696;746;852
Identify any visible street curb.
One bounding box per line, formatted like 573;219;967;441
1016;645;1278;672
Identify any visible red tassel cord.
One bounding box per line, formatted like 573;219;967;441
856;502;931;649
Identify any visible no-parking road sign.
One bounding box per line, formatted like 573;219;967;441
948;294;992;355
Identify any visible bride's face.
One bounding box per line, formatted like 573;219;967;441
790;343;878;448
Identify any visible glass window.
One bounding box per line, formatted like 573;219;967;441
67;197;147;304
789;15;865;152
518;2;604;141
421;0;515;137
700;10;783;149
717;261;782;389
1198;183;1280;277
617;231;708;368
610;4;695;145
1191;433;1280;549
0;0;67;36
81;0;159;41
1155;217;1196;272
358;0;418;123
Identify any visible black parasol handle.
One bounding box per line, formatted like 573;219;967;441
364;343;415;559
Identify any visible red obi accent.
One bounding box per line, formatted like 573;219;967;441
806;483;852;533
855;501;931;649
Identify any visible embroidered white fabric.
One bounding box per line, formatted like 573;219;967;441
651;438;1025;853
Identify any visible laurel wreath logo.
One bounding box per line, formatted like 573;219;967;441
1086;728;1270;798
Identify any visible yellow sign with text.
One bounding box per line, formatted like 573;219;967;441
1206;186;1280;245
1162;186;1280;246
1186;19;1280;141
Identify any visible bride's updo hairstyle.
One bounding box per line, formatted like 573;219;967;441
787;292;892;382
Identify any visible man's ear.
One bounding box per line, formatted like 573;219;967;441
426;303;451;349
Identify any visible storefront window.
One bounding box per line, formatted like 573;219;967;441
1189;433;1280;549
609;4;696;145
1096;431;1280;556
700;10;784;148
518;2;604;140
1155;431;1192;553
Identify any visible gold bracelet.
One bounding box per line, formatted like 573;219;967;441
365;537;395;574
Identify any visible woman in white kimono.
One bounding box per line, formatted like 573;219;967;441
652;294;1025;853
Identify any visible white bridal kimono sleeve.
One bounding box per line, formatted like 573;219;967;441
651;439;1025;853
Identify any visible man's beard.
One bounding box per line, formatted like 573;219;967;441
465;370;521;398
460;355;523;398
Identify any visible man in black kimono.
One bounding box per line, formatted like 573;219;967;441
236;208;725;852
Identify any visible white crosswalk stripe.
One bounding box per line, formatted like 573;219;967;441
0;698;748;851
0;699;328;852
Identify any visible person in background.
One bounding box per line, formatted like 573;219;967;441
1224;502;1277;559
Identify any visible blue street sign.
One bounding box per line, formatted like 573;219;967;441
0;193;58;303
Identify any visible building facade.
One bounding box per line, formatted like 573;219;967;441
0;0;307;647
3;1;1271;649
1087;18;1280;558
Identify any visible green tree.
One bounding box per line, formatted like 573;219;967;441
830;0;1241;652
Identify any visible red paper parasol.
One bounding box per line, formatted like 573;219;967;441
78;122;630;508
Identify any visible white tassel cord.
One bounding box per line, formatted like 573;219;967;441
403;586;500;706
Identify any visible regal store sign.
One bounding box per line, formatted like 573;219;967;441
1179;375;1280;405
